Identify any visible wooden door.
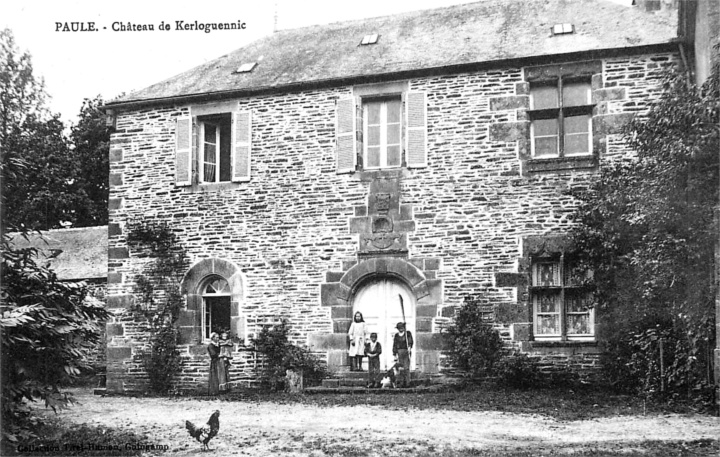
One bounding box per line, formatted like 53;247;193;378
352;277;416;371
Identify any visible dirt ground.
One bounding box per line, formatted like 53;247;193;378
33;388;720;456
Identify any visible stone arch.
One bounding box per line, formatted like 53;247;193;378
180;258;245;344
339;257;434;303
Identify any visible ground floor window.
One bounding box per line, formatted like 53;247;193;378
531;257;593;340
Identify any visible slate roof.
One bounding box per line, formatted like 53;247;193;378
8;226;108;281
109;0;679;107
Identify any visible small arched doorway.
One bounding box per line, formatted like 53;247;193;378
352;276;416;371
201;276;231;341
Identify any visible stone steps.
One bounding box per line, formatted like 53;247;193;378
321;371;437;388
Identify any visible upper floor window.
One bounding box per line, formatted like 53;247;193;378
175;103;251;187
335;83;427;173
364;98;402;169
529;78;592;158
199;114;232;183
531;256;594;340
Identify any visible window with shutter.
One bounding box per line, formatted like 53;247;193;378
175;101;251;188
335;86;428;173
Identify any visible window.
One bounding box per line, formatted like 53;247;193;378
363;98;402;169
202;277;231;340
198;114;232;183
175;104;251;187
529;77;592;158
531;257;593;340
335;84;427;173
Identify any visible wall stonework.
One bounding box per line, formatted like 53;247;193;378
107;52;679;392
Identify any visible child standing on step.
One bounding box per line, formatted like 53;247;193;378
347;312;367;371
365;332;382;388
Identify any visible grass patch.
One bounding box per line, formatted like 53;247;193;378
1;417;158;456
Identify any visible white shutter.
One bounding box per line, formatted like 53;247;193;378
175;116;193;186
336;97;357;173
406;91;428;168
232;111;251;182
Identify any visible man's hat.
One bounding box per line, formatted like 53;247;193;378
396;322;406;329
370;332;378;337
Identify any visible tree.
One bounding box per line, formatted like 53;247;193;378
570;68;719;398
0;28;109;442
0;29;110;231
0;28;45;147
69;96;110;227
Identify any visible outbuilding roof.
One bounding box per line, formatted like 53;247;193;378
108;0;679;107
8;226;108;281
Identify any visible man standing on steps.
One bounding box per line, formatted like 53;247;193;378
392;322;413;388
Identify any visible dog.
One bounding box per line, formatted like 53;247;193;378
380;363;401;389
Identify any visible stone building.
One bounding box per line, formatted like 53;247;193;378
9;226;108;369
103;0;684;392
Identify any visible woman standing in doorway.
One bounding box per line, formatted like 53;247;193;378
347;312;367;371
207;332;229;395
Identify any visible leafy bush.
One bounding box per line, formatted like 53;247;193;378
1;238;108;443
495;353;540;389
446;299;504;377
251;320;327;390
569;69;719;402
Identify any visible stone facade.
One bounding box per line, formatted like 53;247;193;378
106;52;679;392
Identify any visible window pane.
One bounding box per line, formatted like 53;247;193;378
366;147;380;168
562;82;590;107
534;137;558;157
564;115;589;134
567;314;590;334
565;133;590;155
219;125;231;182
387;123;400;145
537;314;560;335
204;124;217;144
367;102;381;125
386;99;401;123
204;163;216;182
531;85;558;109
534;262;560;286
387;145;401;167
367;125;381;146
538;293;559;313
566;292;589;313
534;118;558;136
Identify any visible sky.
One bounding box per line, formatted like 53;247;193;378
1;0;480;124
3;0;634;124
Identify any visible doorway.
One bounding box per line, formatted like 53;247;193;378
352;277;416;371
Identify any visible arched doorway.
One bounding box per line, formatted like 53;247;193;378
352;277;416;371
201;276;231;341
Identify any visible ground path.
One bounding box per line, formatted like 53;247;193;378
38;388;720;456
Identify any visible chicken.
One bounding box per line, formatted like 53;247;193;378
185;410;220;451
